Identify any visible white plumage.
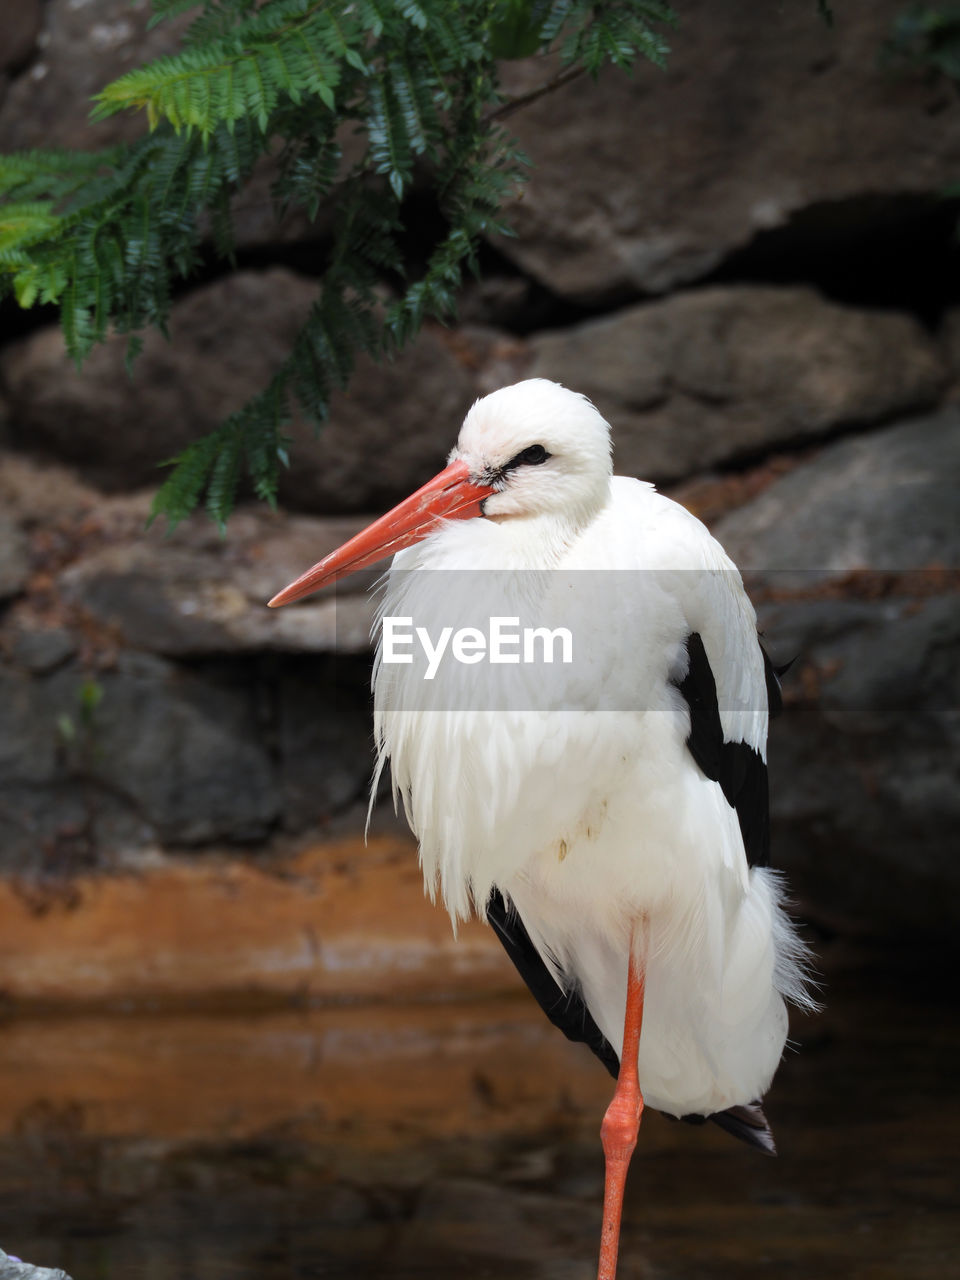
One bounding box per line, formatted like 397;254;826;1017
269;378;815;1278
369;380;812;1118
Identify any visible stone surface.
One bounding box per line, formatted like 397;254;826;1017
277;325;507;513
707;411;960;932
7;278;944;502
0;515;29;601
530;287;947;482
2;270;317;494
89;653;280;844
0;834;513;1007
57;516;377;656
2;271;505;511
0;645;377;869
0;1250;71;1280
713;408;960;574
936;304;960;397
0;448;377;640
0;1;42;76
0;651;281;860
0;451;106;531
497;0;960;299
0;0;189;152
0;456;385;863
764;592;960;934
8;625;77;675
277;660;376;828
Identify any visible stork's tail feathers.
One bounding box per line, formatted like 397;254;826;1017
708;1100;777;1155
673;1099;776;1155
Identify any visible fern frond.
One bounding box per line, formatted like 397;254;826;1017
559;1;675;72
272;129;342;219
149;0;207;30
149;427;227;528
3;0;677;527
367;74;412;199
0;202;62;253
0;148;121;201
94;6;354;135
205;416;247;526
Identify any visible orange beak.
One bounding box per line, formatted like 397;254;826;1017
268;459;495;607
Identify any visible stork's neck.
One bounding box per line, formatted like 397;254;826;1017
486;481;610;563
483;505;604;571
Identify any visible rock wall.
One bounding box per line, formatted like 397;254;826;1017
1;0;959;939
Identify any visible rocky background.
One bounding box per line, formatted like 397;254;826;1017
1;0;959;991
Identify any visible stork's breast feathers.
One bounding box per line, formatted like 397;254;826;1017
375;474;774;916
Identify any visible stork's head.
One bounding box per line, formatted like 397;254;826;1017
269;379;612;606
451;379;612;522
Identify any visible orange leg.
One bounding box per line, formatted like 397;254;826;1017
596;941;646;1280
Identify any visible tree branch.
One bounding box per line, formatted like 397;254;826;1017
485;64;587;124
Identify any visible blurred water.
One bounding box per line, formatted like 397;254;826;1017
0;940;955;1280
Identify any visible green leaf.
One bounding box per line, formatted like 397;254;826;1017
13;270;39;308
79;679;104;715
489;1;549;59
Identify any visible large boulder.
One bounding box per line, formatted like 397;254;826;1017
762;593;958;936
0;0;190;152
531;287;946;482
0;635;376;872
714;407;960;574
9;277;941;502
0;452;384;868
1;269;504;512
56;510;377;657
0;651;280;866
712;410;960;934
2;270;317;494
278;325;506;512
497;0;960;299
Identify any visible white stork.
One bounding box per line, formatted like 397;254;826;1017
269;379;814;1280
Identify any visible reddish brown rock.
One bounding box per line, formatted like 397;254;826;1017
0;834;515;1008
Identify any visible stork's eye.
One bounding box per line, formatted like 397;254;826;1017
507;444;550;469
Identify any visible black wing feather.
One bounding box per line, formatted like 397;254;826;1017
487;889;620;1078
673;631;773;868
